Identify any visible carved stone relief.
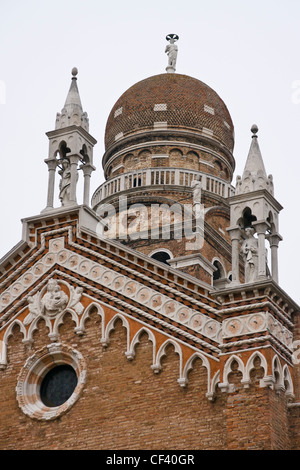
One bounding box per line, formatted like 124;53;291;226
24;279;83;326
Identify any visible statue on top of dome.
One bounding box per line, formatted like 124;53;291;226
165;34;179;73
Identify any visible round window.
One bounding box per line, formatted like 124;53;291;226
16;343;87;420
40;364;78;407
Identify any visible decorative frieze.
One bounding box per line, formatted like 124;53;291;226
222;311;293;351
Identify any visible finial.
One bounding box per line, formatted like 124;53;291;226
71;67;78;79
251;124;258;137
165;34;179;73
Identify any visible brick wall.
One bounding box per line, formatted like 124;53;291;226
0;310;293;450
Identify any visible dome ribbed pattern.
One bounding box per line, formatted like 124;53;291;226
105;73;234;152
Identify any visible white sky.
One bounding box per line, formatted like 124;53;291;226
0;0;299;304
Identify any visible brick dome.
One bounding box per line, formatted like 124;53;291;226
104;73;234;152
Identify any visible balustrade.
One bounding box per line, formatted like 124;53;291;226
92;167;235;208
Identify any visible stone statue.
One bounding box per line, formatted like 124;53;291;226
58;158;71;206
41;279;68;317
241;227;258;283
165;34;179;72
191;179;201;208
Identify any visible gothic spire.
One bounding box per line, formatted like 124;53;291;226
55;67;89;131
235;125;274;195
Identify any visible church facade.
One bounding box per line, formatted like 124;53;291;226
0;37;300;450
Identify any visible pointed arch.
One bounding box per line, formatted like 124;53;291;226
103;313;130;351
4;319;27;344
152;338;183;379
26;315;52;344
76;302;105;336
220;355;245;392
180;351;211;390
283;365;294;397
272;355;285;391
1;320;27;368
126;327;156;362
244;351;268;386
52;308;80;340
207;370;221;401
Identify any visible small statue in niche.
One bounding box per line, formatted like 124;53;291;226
191;179;201;206
241;227;258;283
191;179;202;219
58;158;71;206
41;279;68;317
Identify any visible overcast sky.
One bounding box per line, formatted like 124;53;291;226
0;0;299;304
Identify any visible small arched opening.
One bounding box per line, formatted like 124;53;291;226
150;250;171;265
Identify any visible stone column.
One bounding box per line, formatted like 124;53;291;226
80;163;95;206
43;157;57;211
227;226;241;285
268;233;282;284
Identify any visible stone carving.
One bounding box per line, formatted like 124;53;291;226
41;279;69;317
24;279;83;325
191;179;201;216
165;34;179;72
58;158;71;206
68;286;84;315
241;227;258;283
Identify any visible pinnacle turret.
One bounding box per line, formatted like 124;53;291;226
235;125;274;195
55;67;89;131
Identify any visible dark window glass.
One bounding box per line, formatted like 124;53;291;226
151;251;171;265
40;365;77;407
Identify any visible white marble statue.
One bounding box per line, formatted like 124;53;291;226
191;179;201;208
41;279;69;317
241;227;258;283
58;158;71;206
165;34;179;72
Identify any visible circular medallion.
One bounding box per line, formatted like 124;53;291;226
204;320;219;337
163;300;177;317
89;265;102;279
189;314;204;330
150;294;163;309
226;318;243;336
136;287;151;303
16;344;87;421
113;275;126;291
177;307;190;323
247;314;265;332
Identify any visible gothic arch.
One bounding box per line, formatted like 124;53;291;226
207;370;221;401
80;144;90;164
76;302;105;336
283;365;294;397
26;315;52;344
180;351;211;389
3;319;26;345
244;351;268;386
239;206;257;229
102;313;130;351
53;308;80;340
126;327;156;363
1;320;27;368
221;355;245;392
272;355;284;391
152;338;183;378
